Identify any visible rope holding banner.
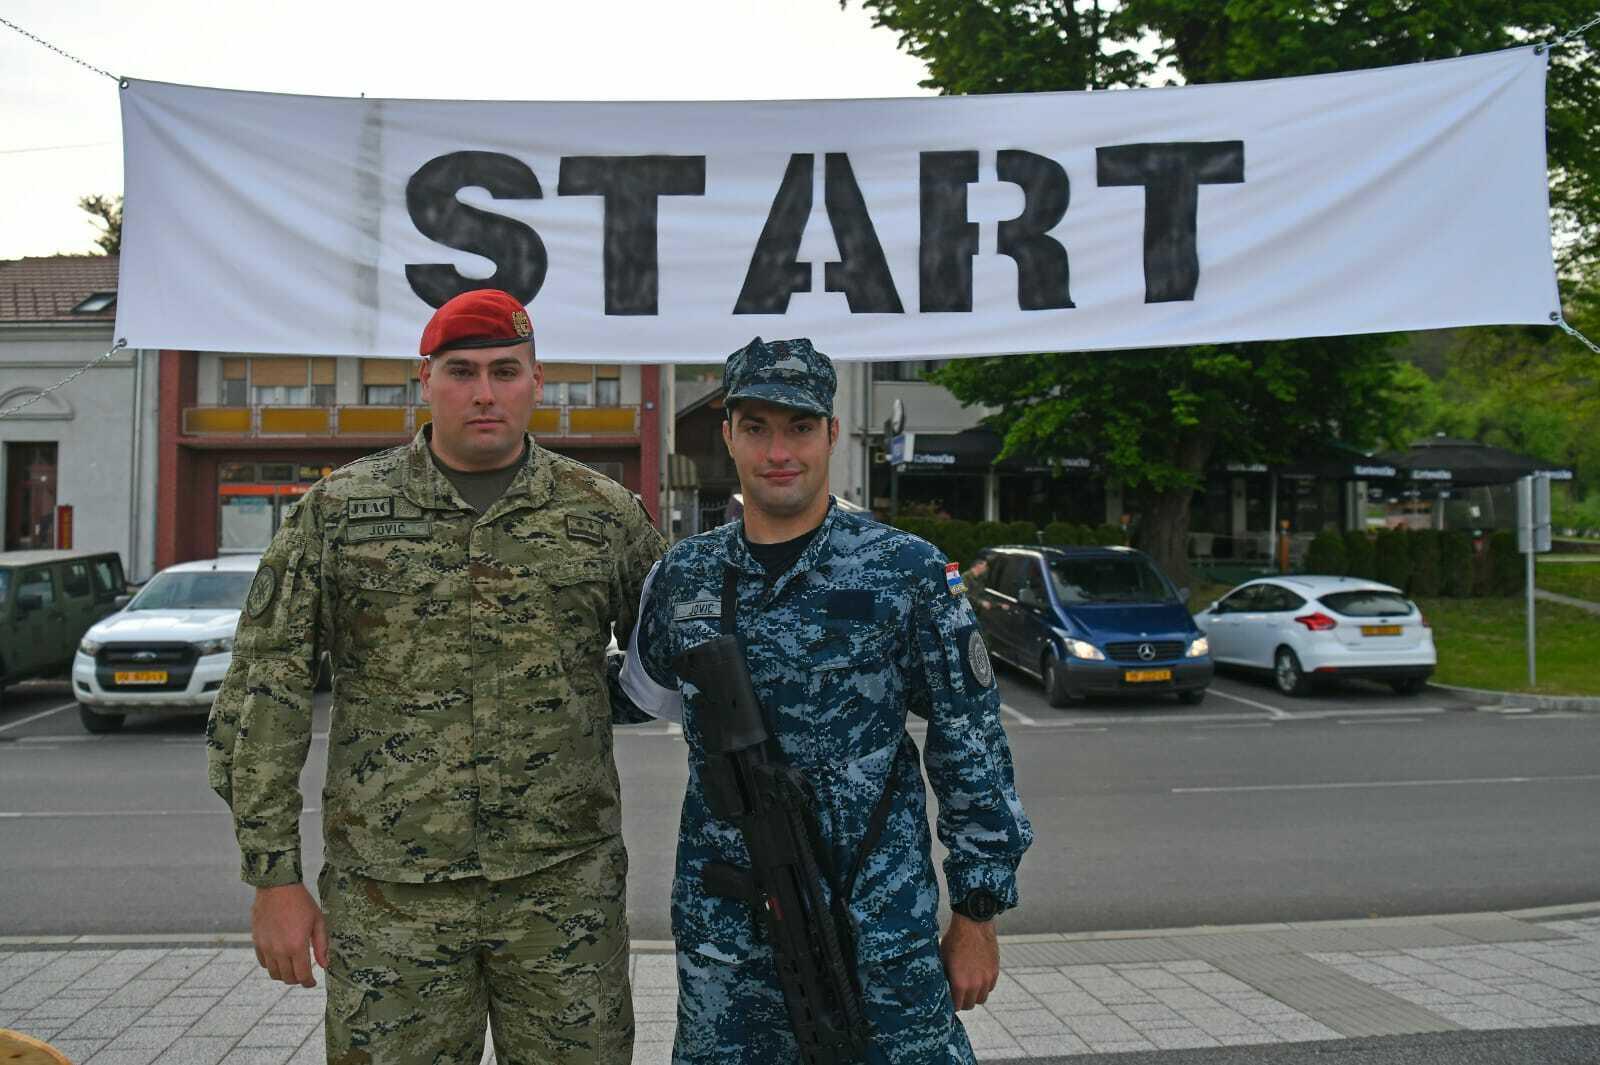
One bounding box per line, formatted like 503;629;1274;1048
1534;11;1600;53
0;341;128;420
1550;312;1600;356
0;15;121;83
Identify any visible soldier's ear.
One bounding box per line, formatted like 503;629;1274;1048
828;417;840;450
721;416;734;455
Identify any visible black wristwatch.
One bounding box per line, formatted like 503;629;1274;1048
952;889;1000;922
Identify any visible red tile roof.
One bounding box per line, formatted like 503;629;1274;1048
0;255;119;324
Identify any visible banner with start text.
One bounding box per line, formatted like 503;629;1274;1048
117;47;1557;362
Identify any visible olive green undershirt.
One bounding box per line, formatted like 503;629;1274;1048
429;439;529;514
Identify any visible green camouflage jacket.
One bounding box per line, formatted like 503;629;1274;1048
207;428;665;888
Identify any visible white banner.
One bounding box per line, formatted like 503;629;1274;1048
118;48;1558;362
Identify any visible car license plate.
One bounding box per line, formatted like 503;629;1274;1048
113;670;168;685
1124;669;1172;683
1361;625;1403;637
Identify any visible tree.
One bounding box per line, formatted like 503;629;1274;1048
853;0;1600;582
78;194;122;256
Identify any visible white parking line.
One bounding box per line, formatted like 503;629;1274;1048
1173;773;1600;794
0;700;76;735
999;702;1037;727
1337;717;1423;725
1205;688;1292;719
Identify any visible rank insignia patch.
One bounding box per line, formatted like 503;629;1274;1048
566;514;605;546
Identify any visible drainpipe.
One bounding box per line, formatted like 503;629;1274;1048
861;362;873;506
127;347;146;579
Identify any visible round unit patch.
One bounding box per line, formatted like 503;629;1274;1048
246;564;278;619
967;629;994;688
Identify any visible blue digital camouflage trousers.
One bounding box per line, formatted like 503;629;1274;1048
319;837;633;1065
672;938;976;1065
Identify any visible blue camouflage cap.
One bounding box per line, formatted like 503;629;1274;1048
722;336;836;418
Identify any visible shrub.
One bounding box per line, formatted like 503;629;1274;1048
1488;530;1522;596
1409;529;1441;597
1002;521;1039;546
1343;530;1375;579
1375;528;1411;589
972;521;1008;555
931;519;976;567
1439;531;1474;597
1092;524;1126;546
1041;521;1080;546
1303;529;1347;575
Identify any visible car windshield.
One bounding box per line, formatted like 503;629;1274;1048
1319;590;1414;617
1049;556;1175;604
127;570;255;611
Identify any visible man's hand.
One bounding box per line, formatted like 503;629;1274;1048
940;913;999;1011
251;883;328;988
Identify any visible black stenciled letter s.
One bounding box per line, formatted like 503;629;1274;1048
405;151;547;309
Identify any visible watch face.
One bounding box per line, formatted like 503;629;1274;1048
958;890;999;921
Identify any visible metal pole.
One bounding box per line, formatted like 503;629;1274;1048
1526;542;1536;687
1518;474;1536;687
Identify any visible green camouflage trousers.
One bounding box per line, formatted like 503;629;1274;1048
318;837;634;1065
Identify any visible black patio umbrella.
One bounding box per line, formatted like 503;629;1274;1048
1372;435;1573;488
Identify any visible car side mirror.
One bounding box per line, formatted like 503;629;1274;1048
1178;586;1190;604
114;594;133;609
1017;586;1039;608
16;592;43;614
1207;601;1222;614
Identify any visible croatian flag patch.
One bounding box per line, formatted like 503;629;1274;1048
945;561;966;597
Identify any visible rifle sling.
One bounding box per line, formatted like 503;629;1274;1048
720;564;900;915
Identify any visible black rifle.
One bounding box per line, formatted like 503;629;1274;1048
674;634;872;1065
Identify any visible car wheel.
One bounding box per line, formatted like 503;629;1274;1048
1389;676;1427;696
78;702;125;734
1274;647;1313;697
1043;651;1078;708
1178;688;1207;706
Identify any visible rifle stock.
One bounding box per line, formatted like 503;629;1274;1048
675;635;872;1065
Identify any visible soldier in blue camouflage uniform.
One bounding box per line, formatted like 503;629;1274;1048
619;337;1032;1063
208;289;664;1065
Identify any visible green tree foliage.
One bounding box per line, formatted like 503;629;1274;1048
78;194;121;256
854;1;1600;585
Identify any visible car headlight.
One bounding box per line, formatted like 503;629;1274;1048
193;637;234;656
1063;638;1105;661
79;637;102;656
1186;636;1210;658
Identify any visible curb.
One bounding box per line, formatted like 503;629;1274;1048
7;902;1600;951
1428;681;1600;713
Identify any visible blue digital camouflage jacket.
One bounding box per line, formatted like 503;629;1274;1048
624;501;1032;965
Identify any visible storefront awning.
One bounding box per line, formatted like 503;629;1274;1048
1371;436;1573;487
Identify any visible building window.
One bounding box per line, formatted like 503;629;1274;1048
221;358;248;405
242;357;336;406
871;359;948;382
543;363;596;406
360;358;419;405
596;378;621;406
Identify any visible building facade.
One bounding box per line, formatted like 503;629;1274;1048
0;256;160;579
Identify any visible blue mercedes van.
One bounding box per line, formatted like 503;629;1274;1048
967;545;1212;706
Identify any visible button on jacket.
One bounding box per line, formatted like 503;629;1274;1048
207;428;665;888
635;502;1032;965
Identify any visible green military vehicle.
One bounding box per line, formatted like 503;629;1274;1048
0;550;128;705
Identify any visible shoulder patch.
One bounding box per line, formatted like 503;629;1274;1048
246;565;278;618
945;561;967;597
966;628;995;688
347;496;393;520
566;514;605;546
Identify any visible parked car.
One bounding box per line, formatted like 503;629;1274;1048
0;550;128;705
72;555;261;733
1192;575;1435;696
966;545;1212;707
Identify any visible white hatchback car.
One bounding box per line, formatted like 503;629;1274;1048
72;555;261;732
1193;575;1435;697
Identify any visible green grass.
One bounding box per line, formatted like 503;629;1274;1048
1419;596;1597;696
1536;559;1600;603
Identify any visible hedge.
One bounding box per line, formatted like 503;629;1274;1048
1303;529;1347;575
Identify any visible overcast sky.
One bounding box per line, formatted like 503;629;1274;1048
0;0;932;261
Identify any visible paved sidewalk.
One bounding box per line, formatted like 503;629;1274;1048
3;907;1599;1064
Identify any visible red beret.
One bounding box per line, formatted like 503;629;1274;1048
418;289;534;358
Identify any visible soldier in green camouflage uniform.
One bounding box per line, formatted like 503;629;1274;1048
207;288;664;1065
